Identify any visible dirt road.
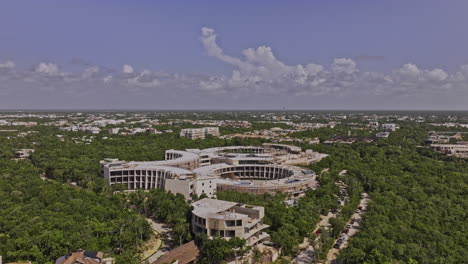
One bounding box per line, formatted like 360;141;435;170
326;193;370;263
293;211;336;264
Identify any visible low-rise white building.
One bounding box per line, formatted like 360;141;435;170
431;143;468;158
368;121;379;129
382;124;399;132
108;128;120;134
376;132;390;138
14;149;34;159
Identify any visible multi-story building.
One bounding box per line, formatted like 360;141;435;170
382;123;399;132
180;127;220;140
180;128;205;140
204;126;220;137
54;249;113;264
368;121;379;129
191;198;270;246
431;143;468;158
100;144;322;199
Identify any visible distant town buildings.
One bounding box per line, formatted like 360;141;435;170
192;198;270;246
60;125;101;134
91;119;126;127
0;120;37;126
222;126;321;144
323;136;374;144
425;132;463;144
292;122;336;130
430;123;468;128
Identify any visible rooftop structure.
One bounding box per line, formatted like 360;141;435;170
152;240;200;264
376;132;390;138
54;249;113;264
192;198;270;246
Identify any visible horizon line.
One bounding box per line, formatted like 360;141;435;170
0;108;467;112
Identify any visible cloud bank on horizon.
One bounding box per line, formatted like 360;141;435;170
198;27;466;98
0;27;467;109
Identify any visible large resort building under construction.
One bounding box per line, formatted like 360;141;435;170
100;143;327;199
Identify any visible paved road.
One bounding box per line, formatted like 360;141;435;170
326;193;370;263
145;219;174;264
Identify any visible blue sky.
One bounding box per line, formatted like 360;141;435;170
0;1;467;110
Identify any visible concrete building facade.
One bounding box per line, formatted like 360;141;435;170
180;127;220;140
192;198;270;246
431;143;468;158
382;123;400;132
101;143;323;199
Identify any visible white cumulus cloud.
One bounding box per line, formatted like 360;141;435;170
198;27;468;98
332;58;357;74
399;63;421;78
35;62;60;75
122;64;134;74
0;60;15;69
426;68;448;81
0;28;467;109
